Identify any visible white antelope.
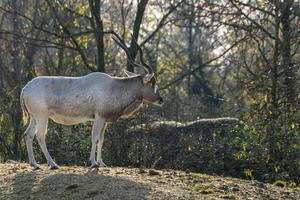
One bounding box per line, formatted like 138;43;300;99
20;35;164;169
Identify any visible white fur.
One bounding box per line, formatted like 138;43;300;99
20;72;162;169
154;85;158;94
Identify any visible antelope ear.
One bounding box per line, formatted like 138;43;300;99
143;73;155;84
124;70;138;77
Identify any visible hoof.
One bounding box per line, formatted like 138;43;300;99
50;165;59;170
97;161;107;167
33;166;41;170
90;163;100;168
30;163;40;170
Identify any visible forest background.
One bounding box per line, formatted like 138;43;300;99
0;0;299;186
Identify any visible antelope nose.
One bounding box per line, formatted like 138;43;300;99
159;97;164;104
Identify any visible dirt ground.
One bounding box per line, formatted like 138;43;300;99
0;161;299;200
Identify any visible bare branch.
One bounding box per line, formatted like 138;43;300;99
45;0;96;72
228;0;276;40
141;0;185;47
161;36;249;90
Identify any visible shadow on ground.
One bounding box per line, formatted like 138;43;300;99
2;169;152;200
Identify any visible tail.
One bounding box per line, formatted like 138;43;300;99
20;91;29;126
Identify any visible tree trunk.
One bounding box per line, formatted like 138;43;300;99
11;0;22;160
269;4;280;162
187;0;195;97
281;0;295;109
90;0;105;72
24;0;41;80
127;0;149;72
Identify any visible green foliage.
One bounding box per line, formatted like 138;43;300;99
0;0;299;189
274;180;286;188
191;184;214;194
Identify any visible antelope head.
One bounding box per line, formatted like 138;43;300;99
112;34;164;107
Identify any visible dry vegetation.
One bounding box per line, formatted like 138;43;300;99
0;161;299;200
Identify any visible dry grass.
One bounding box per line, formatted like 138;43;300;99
0;160;299;200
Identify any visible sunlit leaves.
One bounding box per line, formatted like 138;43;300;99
77;35;90;49
73;19;80;27
244;168;253;179
290;122;297;129
76;3;89;16
74;55;81;65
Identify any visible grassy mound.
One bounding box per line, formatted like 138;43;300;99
0;161;299;200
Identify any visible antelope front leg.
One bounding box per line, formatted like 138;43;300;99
90;114;106;168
